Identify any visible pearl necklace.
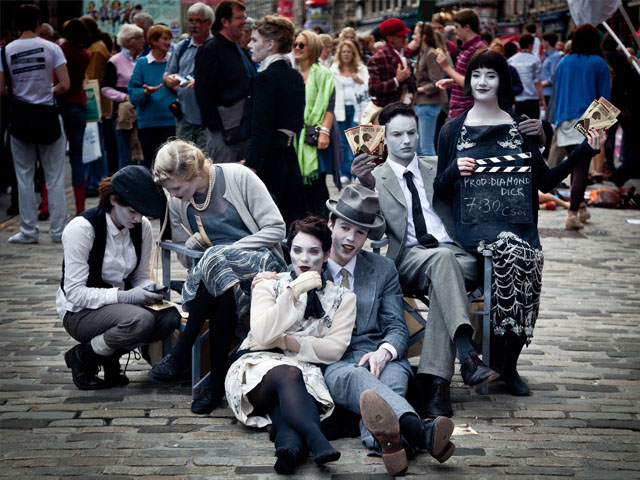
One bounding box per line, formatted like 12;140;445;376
190;165;215;212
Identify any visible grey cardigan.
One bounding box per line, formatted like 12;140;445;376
167;163;286;268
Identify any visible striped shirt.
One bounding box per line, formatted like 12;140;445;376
448;35;485;120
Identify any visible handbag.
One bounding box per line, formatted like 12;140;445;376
304;125;321;146
84;79;101;122
1;46;62;144
217;98;247;145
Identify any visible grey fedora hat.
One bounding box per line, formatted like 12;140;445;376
111;165;164;218
326;184;386;239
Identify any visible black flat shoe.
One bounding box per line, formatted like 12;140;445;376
502;369;531;396
64;344;108;390
422;416;455;463
148;353;187;382
103;353;129;387
460;351;500;387
425;382;453;418
274;447;299;475
313;447;340;465
191;389;223;415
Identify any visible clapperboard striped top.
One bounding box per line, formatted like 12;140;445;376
475;166;532;173
474;152;532;165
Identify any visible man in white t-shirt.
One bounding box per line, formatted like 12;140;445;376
0;4;70;244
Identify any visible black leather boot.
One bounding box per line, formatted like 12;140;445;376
502;332;530;396
103;351;129;387
64;344;107;390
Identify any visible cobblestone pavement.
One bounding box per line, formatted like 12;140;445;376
1;179;639;479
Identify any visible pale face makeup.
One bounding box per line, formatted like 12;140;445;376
470;67;499;102
329;217;368;267
249;30;273;62
290;232;328;277
109;199;142;230
385;115;419;166
162;176;199;201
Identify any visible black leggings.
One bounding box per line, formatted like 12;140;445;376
172;283;237;396
247;365;332;456
567;144;589;211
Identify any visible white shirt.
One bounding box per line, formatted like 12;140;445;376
0;37;66;105
326;257;398;360
146;51;171;64
387;155;453;247
55;213;154;321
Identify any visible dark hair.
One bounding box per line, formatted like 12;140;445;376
524;22;537;34
63;19;89;47
463;49;512;99
519;33;534;49
571;24;606;59
542;31;558;48
80;15;99;38
98;31;114;51
378;102;418;126
504;41;518;58
16;5;41;33
453;9;479;34
416;22;436;50
213;0;245;32
480;30;493;45
286;216;332;253
98;177;130;212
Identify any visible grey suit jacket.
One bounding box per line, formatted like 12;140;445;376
324;251;410;373
372;155;459;263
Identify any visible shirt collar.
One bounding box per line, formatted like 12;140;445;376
147;51;171;63
122;49;136;63
192;33;213;47
387;154;420;182
327;256;357;282
461;34;482;51
105;211;128;237
258;53;286;72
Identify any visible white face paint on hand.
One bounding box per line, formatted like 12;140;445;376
384;114;419;166
109;200;143;230
470;67;500;102
290;232;329;277
328;217;369;266
249;30;273;63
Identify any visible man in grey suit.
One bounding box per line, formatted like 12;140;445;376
323;185;455;476
351;102;498;420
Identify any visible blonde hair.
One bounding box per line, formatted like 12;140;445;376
298;30;323;64
489;39;504;56
339;26;356;41
152;139;208;184
334;39;362;70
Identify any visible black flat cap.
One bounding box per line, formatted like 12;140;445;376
111;165;164;217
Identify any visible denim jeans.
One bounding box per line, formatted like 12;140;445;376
415;103;441;156
338;105;356;178
60;103;87;187
114;118;132;170
85;120;108;190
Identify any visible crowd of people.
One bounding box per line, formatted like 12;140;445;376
1;1;638;476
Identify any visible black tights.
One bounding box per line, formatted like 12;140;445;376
567;144;589;211
247;365;333;457
172;283;237;396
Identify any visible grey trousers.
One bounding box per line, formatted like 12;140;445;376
205;128;249;164
176;118;208;153
63;304;181;355
325;351;415;449
11;129;67;240
397;243;478;381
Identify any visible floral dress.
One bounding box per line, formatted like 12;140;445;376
224;272;356;428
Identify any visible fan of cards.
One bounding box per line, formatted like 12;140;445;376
345;125;386;164
574;97;620;137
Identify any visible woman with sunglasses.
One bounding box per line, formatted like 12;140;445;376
293;30;342;217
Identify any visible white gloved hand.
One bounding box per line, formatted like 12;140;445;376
117;286;163;305
185;232;205;251
288;271;322;300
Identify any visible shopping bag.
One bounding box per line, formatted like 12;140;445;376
82;122;102;164
84;79;102;122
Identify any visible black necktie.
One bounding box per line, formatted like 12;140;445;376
403;170;438;248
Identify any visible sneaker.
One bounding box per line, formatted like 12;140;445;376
8;232;38;244
148;352;188;382
340;176;351;185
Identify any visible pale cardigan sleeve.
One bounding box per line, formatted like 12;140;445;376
294;291;356;365
249;279;305;346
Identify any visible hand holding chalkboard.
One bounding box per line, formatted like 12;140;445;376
457;157;476;176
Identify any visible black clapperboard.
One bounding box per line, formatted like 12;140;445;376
460;153;533;224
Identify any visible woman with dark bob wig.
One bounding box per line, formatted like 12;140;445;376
225;216;356;474
434;48;606;396
244;15;307;227
57;166;180;391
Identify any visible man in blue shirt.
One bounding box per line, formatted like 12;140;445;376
163;2;213;152
541;32;562;106
508;34;546;119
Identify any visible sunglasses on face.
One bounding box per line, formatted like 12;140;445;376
294;42;307;49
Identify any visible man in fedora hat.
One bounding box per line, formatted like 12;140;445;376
323;184;455;476
367;17;416;112
58;165;181;390
351;102;498;419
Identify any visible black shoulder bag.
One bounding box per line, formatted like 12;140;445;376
1;46;62;144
